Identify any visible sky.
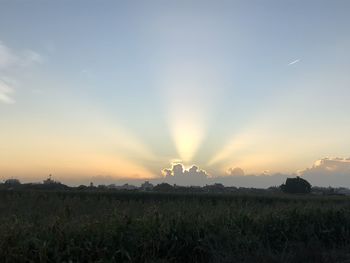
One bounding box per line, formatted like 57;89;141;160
1;0;350;186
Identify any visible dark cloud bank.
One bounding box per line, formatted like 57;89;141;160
89;157;350;188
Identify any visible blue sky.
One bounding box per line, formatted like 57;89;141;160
1;0;350;185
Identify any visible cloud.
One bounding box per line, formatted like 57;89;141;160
298;157;350;187
162;163;209;185
301;157;350;176
160;164;282;188
227;167;245;176
0;42;18;69
162;163;209;178
20;49;44;66
0;41;43;69
288;59;300;65
0;40;43;104
157;158;350;188
0;79;15;104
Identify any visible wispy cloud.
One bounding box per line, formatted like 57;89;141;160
21;49;44;66
0;79;14;104
0;41;17;69
0;40;43;104
288;59;300;65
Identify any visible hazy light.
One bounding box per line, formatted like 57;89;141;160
171;112;204;162
208;132;255;166
0;107;157;180
156;61;217;163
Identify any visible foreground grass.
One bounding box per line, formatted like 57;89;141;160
1;191;350;262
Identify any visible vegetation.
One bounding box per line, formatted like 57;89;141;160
1;190;350;262
281;176;312;194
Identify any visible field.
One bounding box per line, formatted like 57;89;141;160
1;191;350;262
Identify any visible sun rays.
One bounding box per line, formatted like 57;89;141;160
155;61;216;163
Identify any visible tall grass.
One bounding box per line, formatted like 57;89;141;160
0;191;350;262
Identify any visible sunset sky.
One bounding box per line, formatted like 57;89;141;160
1;0;350;186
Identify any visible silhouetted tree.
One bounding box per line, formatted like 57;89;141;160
141;181;154;191
4;179;21;185
203;183;225;193
153;183;174;192
281;176;311;194
77;185;88;190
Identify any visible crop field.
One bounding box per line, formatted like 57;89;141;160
1;191;350;262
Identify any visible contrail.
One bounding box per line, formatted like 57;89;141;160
288;59;300;65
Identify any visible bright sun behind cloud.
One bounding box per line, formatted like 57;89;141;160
155;61;218;163
171;114;204;162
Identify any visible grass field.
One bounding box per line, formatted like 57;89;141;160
1;190;350;262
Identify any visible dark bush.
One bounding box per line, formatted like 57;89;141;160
281;176;311;194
